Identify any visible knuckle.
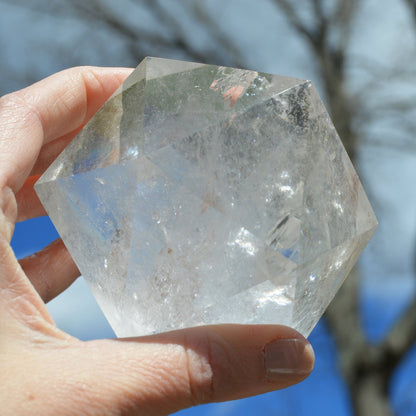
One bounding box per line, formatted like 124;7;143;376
183;331;234;404
1;89;29;113
0;88;43;133
0;186;17;241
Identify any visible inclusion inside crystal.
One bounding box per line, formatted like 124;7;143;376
35;57;378;337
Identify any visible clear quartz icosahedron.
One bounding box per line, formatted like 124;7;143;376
35;57;378;337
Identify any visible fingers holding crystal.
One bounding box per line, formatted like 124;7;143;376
14;175;46;222
71;325;314;415
19;239;80;303
15;128;83;222
141;324;315;400
0;67;132;194
29;128;83;177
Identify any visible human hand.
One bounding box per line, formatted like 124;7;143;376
0;67;314;416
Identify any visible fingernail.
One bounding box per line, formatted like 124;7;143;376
264;338;314;381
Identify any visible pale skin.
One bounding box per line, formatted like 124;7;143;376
0;67;314;416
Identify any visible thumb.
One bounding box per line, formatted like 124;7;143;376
69;324;314;415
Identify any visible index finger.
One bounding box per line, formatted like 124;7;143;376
0;66;132;193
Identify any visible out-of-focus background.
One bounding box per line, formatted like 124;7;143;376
2;1;416;415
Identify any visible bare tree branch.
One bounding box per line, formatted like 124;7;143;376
332;0;360;51
273;0;360;159
138;0;217;64
137;0;245;67
190;2;246;67
325;268;367;382
403;0;416;23
382;297;416;381
67;0;158;60
0;0;235;65
271;0;316;42
325;268;396;416
312;0;326;19
0;0;164;62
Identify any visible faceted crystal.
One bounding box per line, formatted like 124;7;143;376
35;57;377;337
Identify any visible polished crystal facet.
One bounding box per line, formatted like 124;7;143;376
35;57;377;337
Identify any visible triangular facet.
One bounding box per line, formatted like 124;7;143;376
293;226;377;336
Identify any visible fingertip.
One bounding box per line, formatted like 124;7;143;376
203;325;314;397
263;336;315;386
19;238;80;303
